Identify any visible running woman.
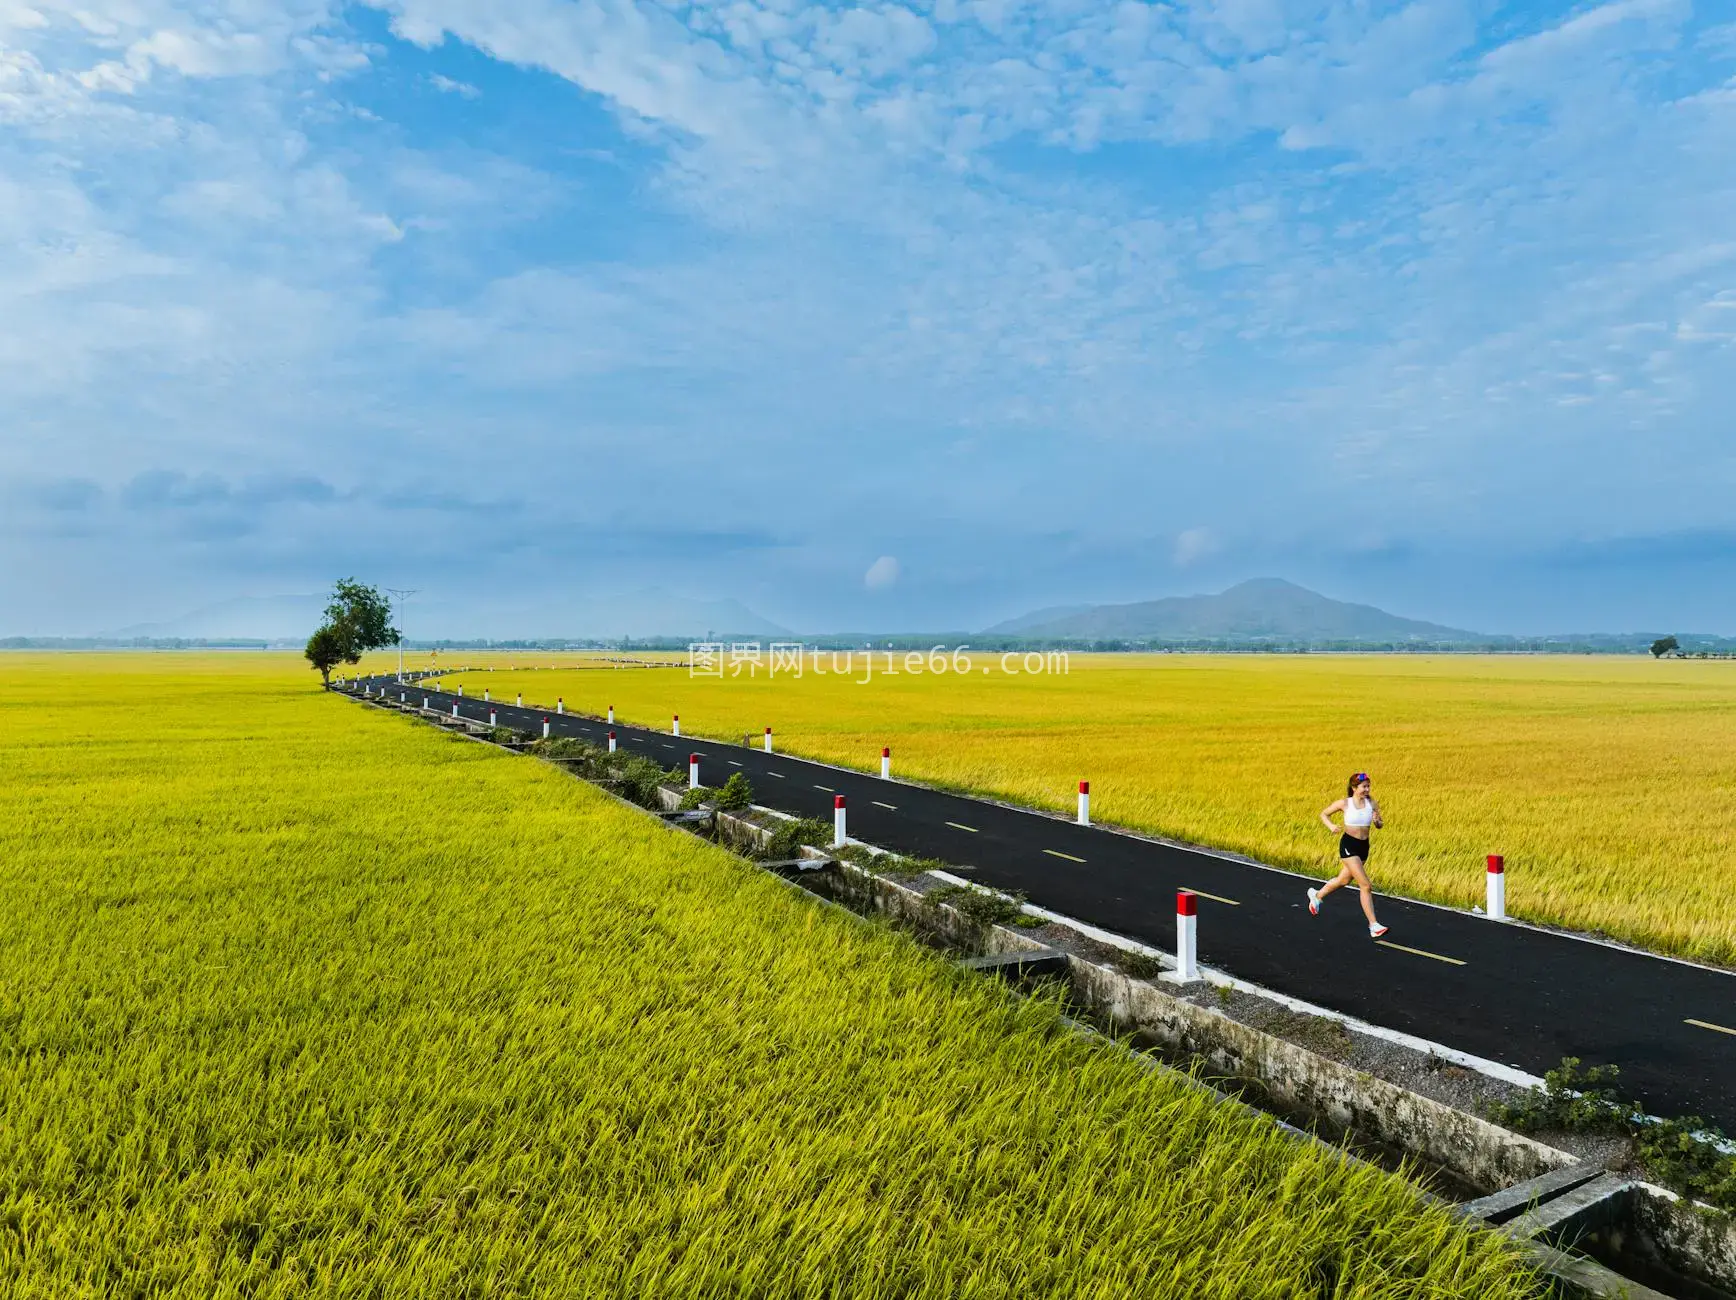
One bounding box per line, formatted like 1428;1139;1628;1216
1308;773;1388;938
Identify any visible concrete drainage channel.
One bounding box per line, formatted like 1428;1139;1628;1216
355;691;1736;1300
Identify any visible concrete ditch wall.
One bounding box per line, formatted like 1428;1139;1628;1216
1625;1184;1736;1295
1062;953;1577;1195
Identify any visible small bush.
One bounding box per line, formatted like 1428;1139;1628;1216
1488;1057;1634;1135
925;884;1029;929
716;772;754;811
1640;1117;1736;1212
1121;953;1166;981
611;755;674;810
763;818;831;860
882;855;949;880
678;786;716;811
1490;1057;1736;1214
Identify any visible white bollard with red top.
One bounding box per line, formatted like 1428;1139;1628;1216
764;727;773;753
423;696;429;710
833;795;847;847
557;698;564;715
484;688;490;702
516;693;523;707
672;714;681;737
451;701;459;718
1486;855;1506;920
1077;781;1090;825
608;705;615;723
542;716;550;739
881;747;891;779
458;685;464;697
608;731;617;753
1174;890;1199;982
490;710;497;727
689;754;700;788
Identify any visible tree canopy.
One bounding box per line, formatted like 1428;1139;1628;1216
1650;635;1680;659
305;579;401;685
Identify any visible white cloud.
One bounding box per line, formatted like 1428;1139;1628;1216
864;555;901;590
427;72;478;98
2;0;1734;632
1173;528;1217;568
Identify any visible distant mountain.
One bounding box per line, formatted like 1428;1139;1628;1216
982;579;1481;643
106;594;329;642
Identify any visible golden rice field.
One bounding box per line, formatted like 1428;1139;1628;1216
419;652;1736;968
0;652;1541;1297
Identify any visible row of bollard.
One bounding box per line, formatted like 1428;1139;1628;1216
355;679;1514;931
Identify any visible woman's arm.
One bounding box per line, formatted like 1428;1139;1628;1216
1320;799;1344;831
1370;797;1384;829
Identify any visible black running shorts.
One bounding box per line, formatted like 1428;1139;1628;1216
1339;833;1371;863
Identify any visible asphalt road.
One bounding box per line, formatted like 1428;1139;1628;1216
349;674;1736;1131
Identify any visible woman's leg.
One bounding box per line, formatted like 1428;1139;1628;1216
1345;858;1380;926
1316;863;1353;899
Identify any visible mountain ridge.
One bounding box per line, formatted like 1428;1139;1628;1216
981;578;1481;642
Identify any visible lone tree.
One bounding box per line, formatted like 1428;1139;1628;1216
1650;635;1680;659
305;578;401;686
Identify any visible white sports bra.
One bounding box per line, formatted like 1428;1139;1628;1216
1344;796;1374;828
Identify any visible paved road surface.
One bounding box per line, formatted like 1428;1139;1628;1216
348;674;1736;1131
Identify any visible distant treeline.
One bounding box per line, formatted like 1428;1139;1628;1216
6;633;1736;656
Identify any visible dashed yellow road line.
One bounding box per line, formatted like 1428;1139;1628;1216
1376;940;1466;967
1182;887;1240;906
946;822;978;833
1687;1018;1736;1038
1043;849;1086;863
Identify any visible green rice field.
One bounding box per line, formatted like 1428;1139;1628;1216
0;653;1544;1297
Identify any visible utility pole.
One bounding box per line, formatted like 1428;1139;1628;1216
385;587;417;681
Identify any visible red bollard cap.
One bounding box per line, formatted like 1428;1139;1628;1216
1176;890;1197;916
1079;780;1090;794
882;747;890;757
1487;855;1505;874
609;731;616;739
834;795;846;808
690;754;699;764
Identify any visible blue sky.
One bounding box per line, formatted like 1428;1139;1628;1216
2;0;1733;637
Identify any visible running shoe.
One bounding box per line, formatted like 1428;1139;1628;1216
1368;923;1389;938
1306;888;1321;916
